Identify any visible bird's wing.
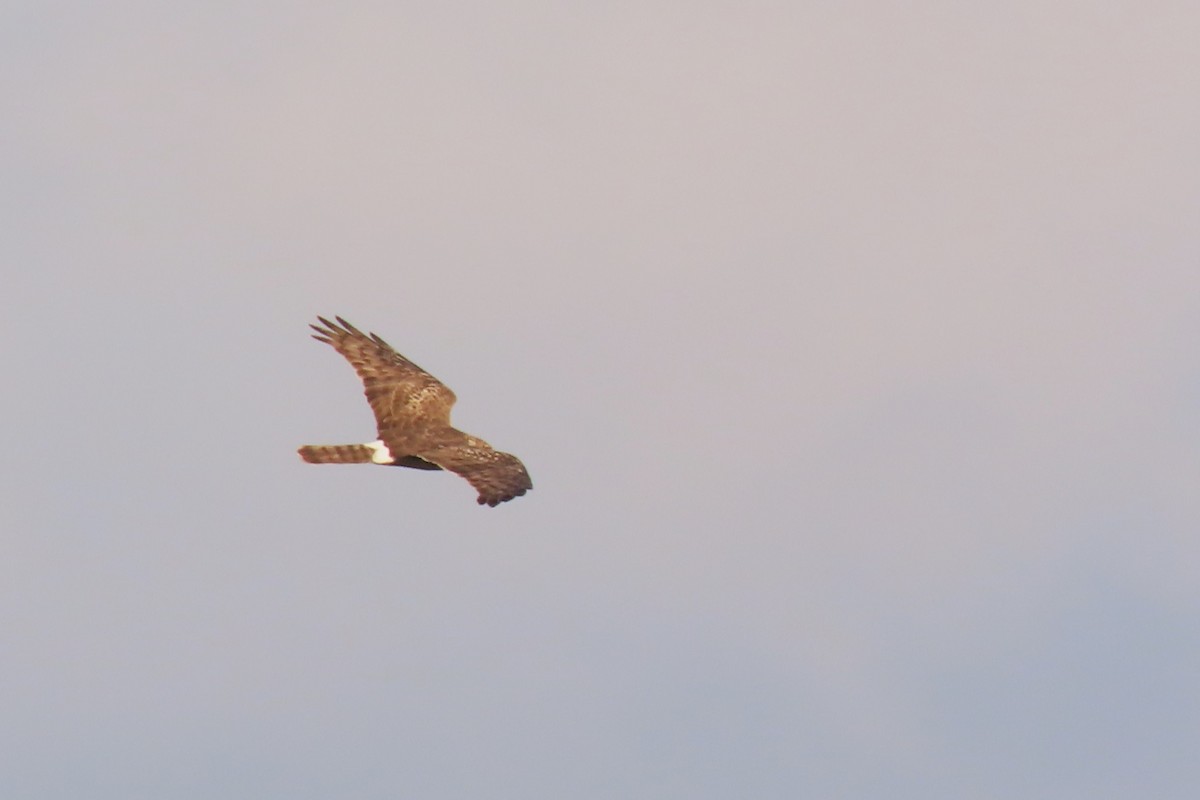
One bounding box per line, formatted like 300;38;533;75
310;316;456;437
415;437;533;507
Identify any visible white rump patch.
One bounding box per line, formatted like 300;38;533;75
365;440;394;464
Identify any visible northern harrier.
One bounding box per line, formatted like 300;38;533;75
298;316;532;506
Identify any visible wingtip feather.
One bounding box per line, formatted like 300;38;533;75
335;316;365;337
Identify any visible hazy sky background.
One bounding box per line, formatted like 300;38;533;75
4;2;1200;798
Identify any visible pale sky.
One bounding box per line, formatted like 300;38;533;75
4;2;1200;798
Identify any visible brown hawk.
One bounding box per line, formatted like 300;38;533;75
298;316;532;506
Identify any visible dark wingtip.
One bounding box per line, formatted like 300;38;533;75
334;316;366;337
312;316;358;344
478;487;529;507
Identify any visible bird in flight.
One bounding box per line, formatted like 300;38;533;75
298;316;532;506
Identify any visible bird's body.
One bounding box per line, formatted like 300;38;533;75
298;316;532;506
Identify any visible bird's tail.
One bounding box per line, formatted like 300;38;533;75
298;444;374;464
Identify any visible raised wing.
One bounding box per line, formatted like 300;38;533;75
310;316;456;436
416;439;533;506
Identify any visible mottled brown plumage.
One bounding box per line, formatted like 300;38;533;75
298;316;532;506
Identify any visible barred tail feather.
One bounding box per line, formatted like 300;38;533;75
298;444;374;464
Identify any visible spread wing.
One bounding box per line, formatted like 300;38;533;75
415;438;534;507
310;316;456;437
